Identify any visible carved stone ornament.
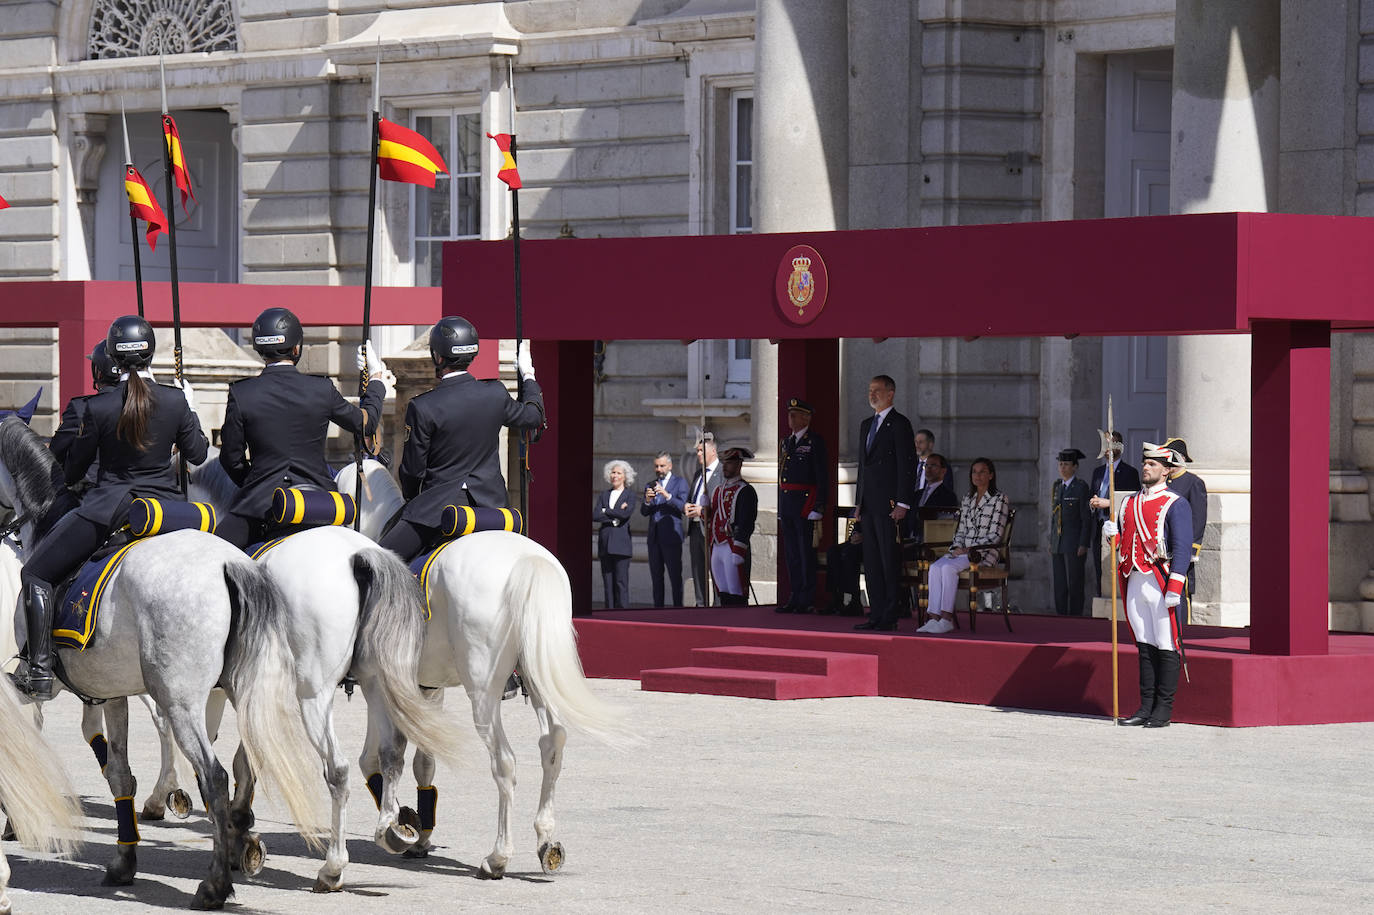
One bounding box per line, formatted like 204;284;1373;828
88;0;238;60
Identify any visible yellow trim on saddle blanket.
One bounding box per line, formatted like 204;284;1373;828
415;540;457;622
53;541;137;650
249;536;291;560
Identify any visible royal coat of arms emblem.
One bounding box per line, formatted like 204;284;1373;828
774;244;828;325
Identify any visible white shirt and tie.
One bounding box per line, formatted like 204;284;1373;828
866;407;892;452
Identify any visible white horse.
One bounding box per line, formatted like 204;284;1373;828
0;670;83;915
188;454;468;891
336;459;631;877
0;417;327;909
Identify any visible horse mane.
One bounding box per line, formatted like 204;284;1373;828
0;415;57;521
187;445;239;512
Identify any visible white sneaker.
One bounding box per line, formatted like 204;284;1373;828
916;619;938;633
926;618;955;635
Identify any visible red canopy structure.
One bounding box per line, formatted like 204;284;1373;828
446;212;1372;658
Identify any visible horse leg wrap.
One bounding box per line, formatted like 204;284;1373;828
366;772;383;809
89;733;109;771
114;796;140;845
417;786;438;833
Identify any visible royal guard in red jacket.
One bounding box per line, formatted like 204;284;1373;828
707;445;757;606
1103;442;1193;728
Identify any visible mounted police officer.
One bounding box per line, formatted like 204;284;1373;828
11;315;208;699
35;342;122;541
378;316;544;563
215;307;387;548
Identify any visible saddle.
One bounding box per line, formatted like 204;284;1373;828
407;507;526;621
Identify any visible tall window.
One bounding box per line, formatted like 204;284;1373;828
411;111;482;287
729;91;753;234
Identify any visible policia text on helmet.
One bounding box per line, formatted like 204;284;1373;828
429;316;479;376
252;307;304;363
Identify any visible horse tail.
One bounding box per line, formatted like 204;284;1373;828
352;548;465;769
506;552;631;747
222;560;329;851
0;676;82;854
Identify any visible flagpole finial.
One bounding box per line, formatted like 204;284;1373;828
372;38;381;114
121;103;132;165
158;38;168;115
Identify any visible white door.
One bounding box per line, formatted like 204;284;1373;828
96;109;236;283
1103;51;1171;459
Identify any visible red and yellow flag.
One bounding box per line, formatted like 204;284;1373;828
0;191;8;210
124;165;168;251
376;118;448;188
486;133;522;189
162;114;195;212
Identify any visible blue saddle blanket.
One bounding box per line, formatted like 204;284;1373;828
53;542;138;651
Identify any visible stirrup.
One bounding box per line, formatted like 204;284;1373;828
8;665;55;701
502;672;523;701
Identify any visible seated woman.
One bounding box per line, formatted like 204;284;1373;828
916;457;1010;635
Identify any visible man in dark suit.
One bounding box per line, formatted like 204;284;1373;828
1088;430;1141;588
684;434;720;606
641;450;689;606
216;307;386;548
777;397;828;614
1050;447;1094;615
910;452;959;539
854;375;917;631
379;316;544;563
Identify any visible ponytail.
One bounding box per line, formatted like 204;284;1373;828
116;372;154;451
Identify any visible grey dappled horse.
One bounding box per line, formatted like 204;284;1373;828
0;417;327;909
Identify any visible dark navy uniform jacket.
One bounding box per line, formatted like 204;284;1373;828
1050;476;1093;553
219;364;385;519
398;372;544;527
779;429;829;518
1167;469;1208;561
50;395;104;485
64;379;208;529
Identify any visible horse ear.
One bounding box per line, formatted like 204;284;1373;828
1;387;41;425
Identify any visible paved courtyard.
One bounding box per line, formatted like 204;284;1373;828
5;679;1374;913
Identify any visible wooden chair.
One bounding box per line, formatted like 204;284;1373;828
964;506;1017;632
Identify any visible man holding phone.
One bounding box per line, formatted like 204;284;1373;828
641;450;689;606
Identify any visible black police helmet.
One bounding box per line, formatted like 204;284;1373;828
106;315;156;370
429;316;479;369
89;340;120;388
251;307;304;361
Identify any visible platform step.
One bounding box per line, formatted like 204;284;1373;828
640;646;879;700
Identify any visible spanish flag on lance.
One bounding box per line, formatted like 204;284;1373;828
0;191;8;210
376;117;448;188
162;114;195;212
486;133;522;189
124;165;168;251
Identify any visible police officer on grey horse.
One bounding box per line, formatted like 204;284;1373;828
11;315;208;699
378;316;543;563
214;307;387;548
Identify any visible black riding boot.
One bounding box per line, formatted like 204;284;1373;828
1118;642;1156;726
10;578;56;700
1145;649;1181;728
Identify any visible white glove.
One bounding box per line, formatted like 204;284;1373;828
807;510;823;521
175;377;197;414
356;339;385;378
1101;519;1118;538
515;340;535;381
1164;591;1181;608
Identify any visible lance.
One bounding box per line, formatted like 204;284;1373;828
504;57;531;528
120;105;145;320
697;350;714;607
1099;398;1120;722
158;45;188;494
354;41;383;531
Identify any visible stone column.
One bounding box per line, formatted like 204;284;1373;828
746;340;779;603
1168;0;1280;625
69;114;109;277
754;0;849;233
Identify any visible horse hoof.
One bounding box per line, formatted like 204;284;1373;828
538;841;565;875
311;875;344;893
169;789;193;820
398;805;421;832
478;858;506;880
190;883;229;910
101;870;135;887
401;839;431;859
239;834;266;877
375;822;418;855
139;807;165;822
102;847;137;886
1;819;14;841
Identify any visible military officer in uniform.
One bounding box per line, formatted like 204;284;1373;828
11;315;207;699
378;316;544;563
1049;447;1093;616
36;342;122;541
1102;442;1193;728
777;397;828;614
1161;436;1207;625
706;445;757;606
215;307;387;548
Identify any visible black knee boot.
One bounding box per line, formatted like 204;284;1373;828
1118;642;1156;726
1145;649;1181;728
10;578;56;700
